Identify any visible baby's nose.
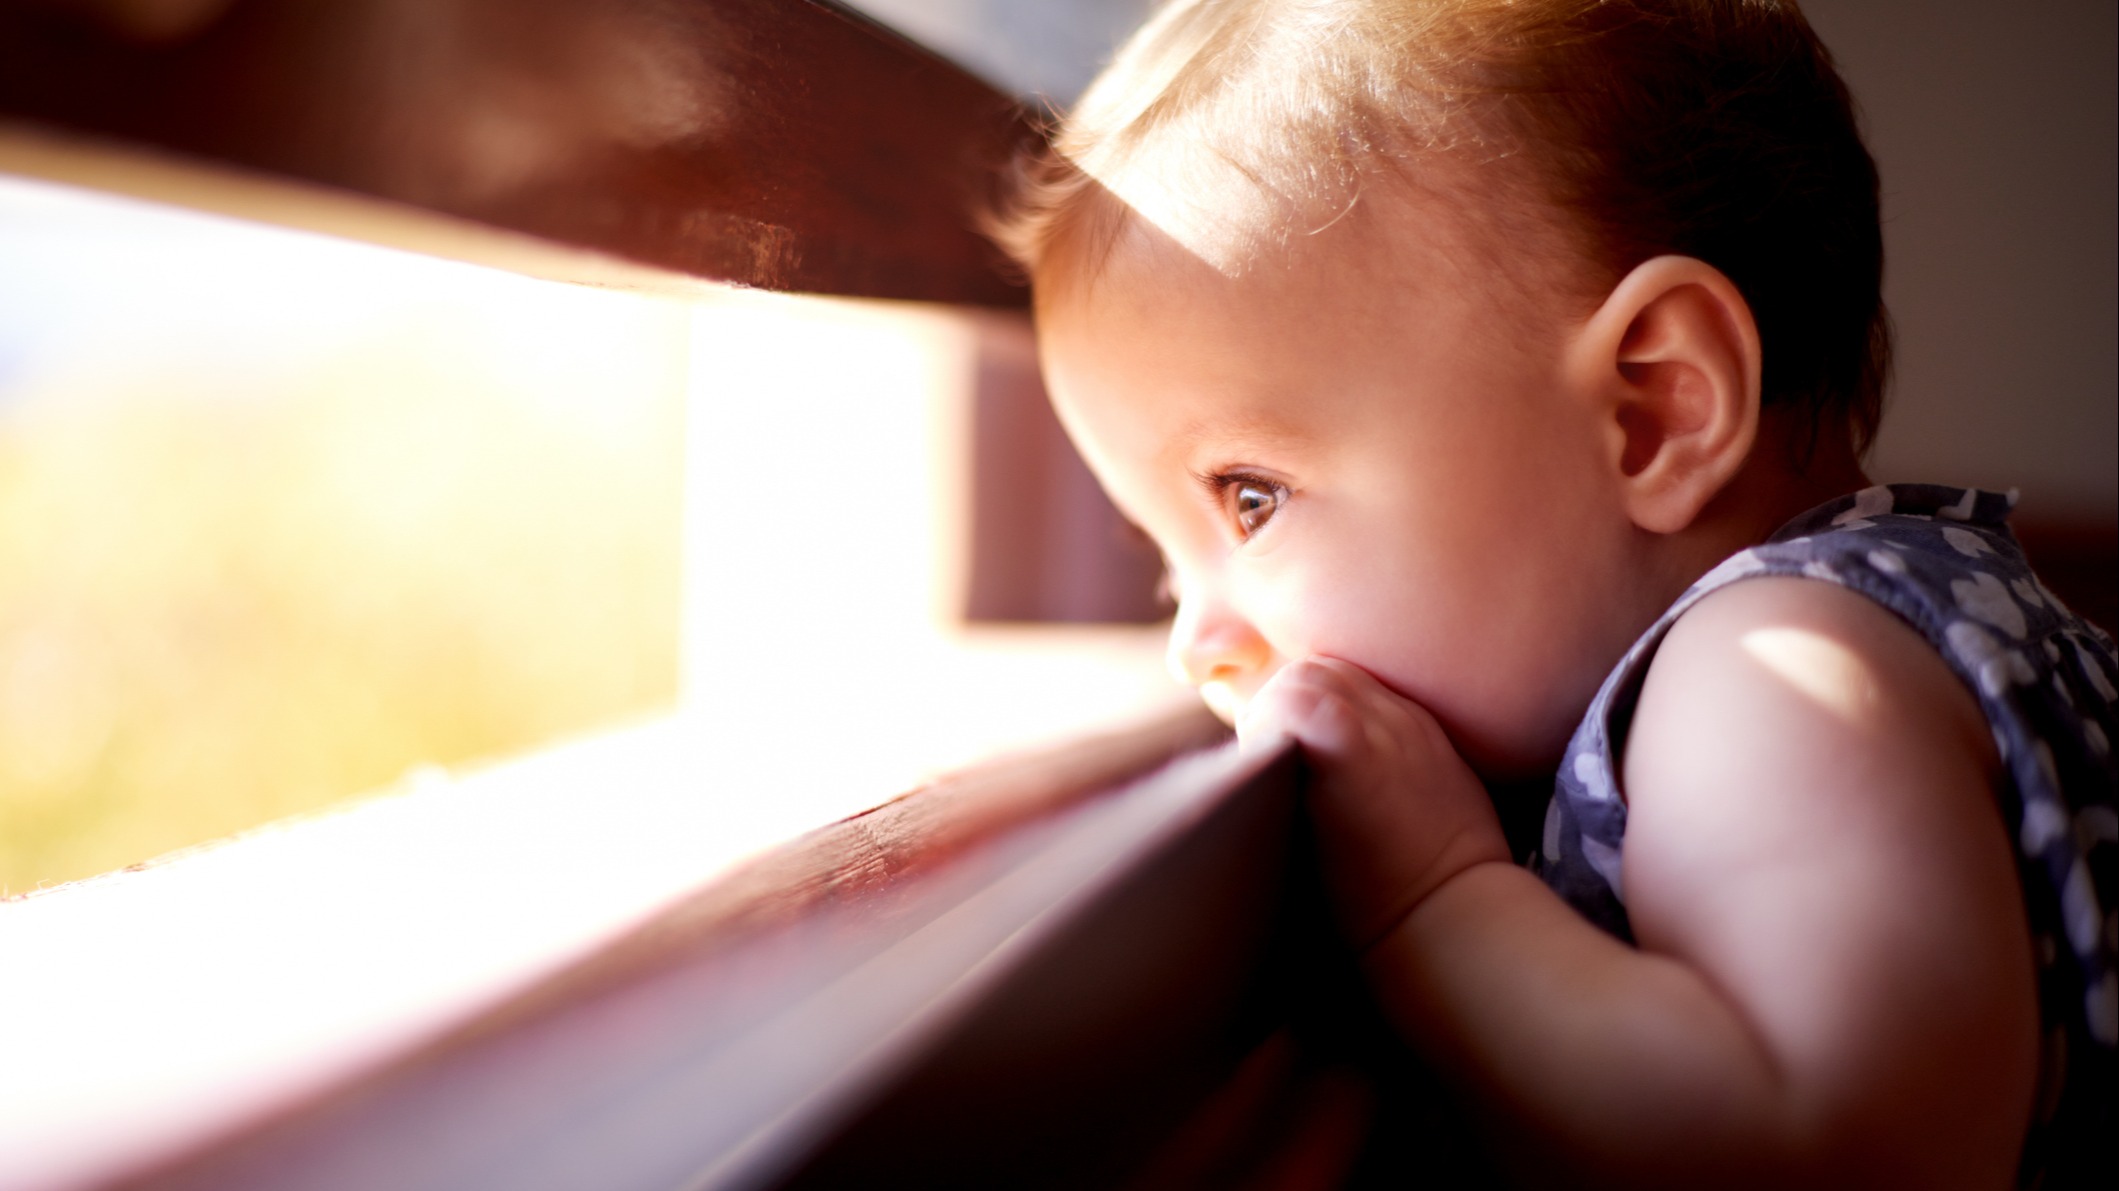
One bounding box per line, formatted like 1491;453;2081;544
1166;598;1272;690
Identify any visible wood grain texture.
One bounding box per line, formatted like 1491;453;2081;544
111;706;1303;1191
487;702;1235;1032
0;0;1034;304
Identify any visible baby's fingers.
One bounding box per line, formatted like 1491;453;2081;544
1242;657;1507;945
1242;658;1453;866
1240;657;1416;761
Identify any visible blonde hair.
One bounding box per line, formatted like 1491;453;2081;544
994;0;1890;457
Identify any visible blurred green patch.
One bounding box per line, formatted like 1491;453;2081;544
0;182;685;892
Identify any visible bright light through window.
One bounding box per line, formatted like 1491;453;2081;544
0;171;1179;897
0;164;1183;1189
0;174;687;891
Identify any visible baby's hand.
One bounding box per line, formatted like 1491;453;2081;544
1239;657;1510;948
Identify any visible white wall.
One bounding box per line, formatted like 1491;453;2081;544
1799;0;2115;518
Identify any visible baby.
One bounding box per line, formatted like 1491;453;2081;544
991;1;2116;1185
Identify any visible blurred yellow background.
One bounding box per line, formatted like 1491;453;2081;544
0;176;685;892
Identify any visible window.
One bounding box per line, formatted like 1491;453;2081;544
0;6;1208;1182
0;172;1173;896
0;174;685;891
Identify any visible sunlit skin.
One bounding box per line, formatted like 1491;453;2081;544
1038;194;2039;1186
1040;211;1668;781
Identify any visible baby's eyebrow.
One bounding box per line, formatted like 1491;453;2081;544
1169;410;1310;460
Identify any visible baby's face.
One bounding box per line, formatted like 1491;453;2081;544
1038;212;1643;777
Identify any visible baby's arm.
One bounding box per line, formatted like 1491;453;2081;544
1249;577;2039;1189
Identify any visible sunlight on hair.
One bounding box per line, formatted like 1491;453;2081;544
1090;150;1285;277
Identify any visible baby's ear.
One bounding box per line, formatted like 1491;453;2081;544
1570;256;1761;535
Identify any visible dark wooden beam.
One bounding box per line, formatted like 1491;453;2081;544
0;0;1034;304
106;709;1380;1189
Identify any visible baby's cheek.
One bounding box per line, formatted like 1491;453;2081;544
1306;599;1487;734
1289;616;1430;714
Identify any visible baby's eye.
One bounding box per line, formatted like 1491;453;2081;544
1221;476;1286;540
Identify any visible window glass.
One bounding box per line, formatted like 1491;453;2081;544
0;175;685;891
0;169;1176;896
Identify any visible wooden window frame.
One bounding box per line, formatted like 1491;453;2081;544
0;2;1420;1186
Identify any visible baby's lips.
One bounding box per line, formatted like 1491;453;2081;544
1199;679;1247;728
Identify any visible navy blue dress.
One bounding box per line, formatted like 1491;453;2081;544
1534;484;2116;1186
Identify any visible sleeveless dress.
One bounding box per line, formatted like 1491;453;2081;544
1533;484;2116;1187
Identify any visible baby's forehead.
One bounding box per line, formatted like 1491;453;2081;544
1038;176;1573;342
1167;404;1316;455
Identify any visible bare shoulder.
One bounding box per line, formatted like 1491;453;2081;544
1622;574;2011;948
1622;575;2015;941
1632;574;1999;787
1619;575;2038;1185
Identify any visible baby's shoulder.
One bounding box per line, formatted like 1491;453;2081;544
1727;485;2103;654
1650;485;2114;757
1630;481;2118;837
1627;572;1999;828
1545;486;2115;936
1620;490;2119;1179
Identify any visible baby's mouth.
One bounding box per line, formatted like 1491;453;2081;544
1197;681;1245;727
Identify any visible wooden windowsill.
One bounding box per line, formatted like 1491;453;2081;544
0;625;1200;1191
